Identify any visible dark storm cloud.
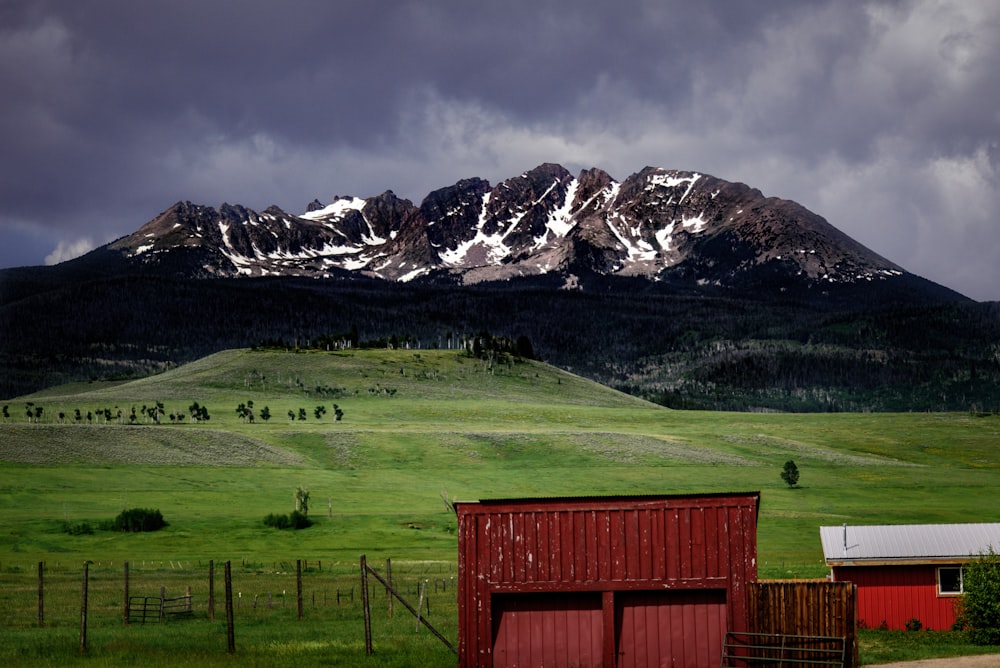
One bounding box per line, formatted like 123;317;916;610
1;0;998;300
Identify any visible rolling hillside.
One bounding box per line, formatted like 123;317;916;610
2;348;999;580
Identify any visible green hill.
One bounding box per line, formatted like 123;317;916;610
2;348;999;579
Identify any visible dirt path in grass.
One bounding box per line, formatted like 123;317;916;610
867;655;1000;667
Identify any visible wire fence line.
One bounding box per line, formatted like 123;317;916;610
1;557;457;631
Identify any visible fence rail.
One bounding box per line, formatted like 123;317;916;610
360;555;457;657
722;631;846;667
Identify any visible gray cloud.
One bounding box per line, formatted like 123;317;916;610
1;0;997;300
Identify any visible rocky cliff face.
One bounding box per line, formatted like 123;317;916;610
107;162;903;288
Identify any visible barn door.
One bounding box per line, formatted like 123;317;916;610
615;589;727;668
492;592;603;668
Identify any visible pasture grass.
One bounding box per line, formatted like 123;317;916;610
858;628;1000;665
0;562;457;667
2;348;1000;664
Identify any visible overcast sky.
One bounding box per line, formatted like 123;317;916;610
1;1;998;300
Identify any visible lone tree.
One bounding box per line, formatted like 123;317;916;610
781;460;800;487
959;547;1000;644
294;486;310;515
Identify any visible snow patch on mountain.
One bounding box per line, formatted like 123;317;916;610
300;197;366;220
544;178;578;240
647;172;701;205
439;192;512;267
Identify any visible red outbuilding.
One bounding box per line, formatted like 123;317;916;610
820;522;1000;631
455;492;760;667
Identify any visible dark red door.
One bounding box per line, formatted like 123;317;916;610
615;589;727;667
492;592;604;668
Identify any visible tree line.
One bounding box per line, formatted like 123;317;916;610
3;271;998;412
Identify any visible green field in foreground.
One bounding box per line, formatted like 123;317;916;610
1;348;999;664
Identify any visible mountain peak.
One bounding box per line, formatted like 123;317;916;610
103;163;907;289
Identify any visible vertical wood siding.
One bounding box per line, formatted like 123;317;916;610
836;565;960;631
749;580;858;668
492;593;603;668
457;493;759;667
615;589;727;668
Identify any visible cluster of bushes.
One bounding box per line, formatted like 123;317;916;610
61;508;168;535
957;548;1000;645
62;504;321;536
107;508;169;532
62;521;95;535
263;510;312;530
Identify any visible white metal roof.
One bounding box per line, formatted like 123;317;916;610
820;523;1000;566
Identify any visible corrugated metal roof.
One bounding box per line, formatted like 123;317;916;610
456;491;762;505
820;523;1000;565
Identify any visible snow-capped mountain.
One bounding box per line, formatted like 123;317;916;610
107;163;903;288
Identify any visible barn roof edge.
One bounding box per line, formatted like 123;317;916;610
454;491;761;514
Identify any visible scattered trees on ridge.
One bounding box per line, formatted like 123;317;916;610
1;397;353;428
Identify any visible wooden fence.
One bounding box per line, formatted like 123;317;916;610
745;580;858;668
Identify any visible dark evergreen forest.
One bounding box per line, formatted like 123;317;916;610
2;268;998;412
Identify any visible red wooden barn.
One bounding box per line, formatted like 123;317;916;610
455;492;760;667
820;522;1000;631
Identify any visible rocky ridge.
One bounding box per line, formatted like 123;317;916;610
108;163;903;289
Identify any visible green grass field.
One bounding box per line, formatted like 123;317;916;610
2;348;999;665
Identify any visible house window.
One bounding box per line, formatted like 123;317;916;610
938;567;964;595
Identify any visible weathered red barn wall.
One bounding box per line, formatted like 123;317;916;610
834;565;960;631
456;493;760;667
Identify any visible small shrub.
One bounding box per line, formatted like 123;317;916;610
105;508;168;532
958;547;1000;645
263;511;313;530
263;513;290;529
905;617;923;632
62;521;94;535
289;510;312;529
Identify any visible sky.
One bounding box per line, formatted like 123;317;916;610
1;1;998;301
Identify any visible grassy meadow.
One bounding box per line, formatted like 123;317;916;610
2;347;999;665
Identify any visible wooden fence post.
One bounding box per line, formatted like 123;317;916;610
123;560;130;625
159;586;166;622
415;580;425;632
386;557;393;618
361;555;373;656
208;559;215;621
296;559;303;620
224;560;235;655
37;561;44;628
79;561;89;654
363;559;457;655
